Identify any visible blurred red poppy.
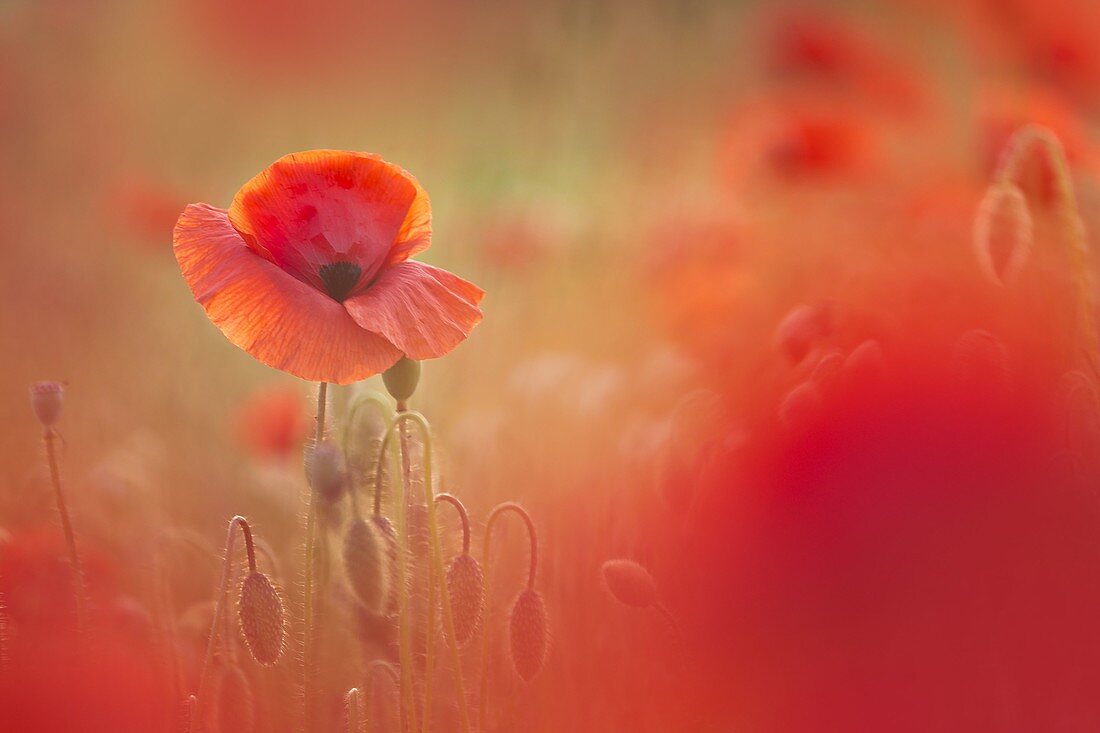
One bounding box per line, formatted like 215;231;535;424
764;8;927;116
108;173;189;249
722;95;881;185
233;383;310;461
174;151;484;384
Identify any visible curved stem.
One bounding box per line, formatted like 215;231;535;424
192;515;255;732
477;502;539;731
385;412;472;733
485;503;538;588
434;494;471;556
251;535;281;579
367;658;402;686
997;125;1099;373
43;428;86;634
303;381;327;732
344;393;395;519
653;602;686;668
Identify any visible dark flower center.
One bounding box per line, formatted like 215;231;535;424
318;261;362;302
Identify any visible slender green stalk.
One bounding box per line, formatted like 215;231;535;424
423;547;438;733
382;412;418;733
373;429;393;517
192;515;257;733
343;393;395;518
424;492;473;730
423;494;472;731
434;494;471;556
303;381;328;732
385;412;472;733
477;503;539;732
43;428;87;634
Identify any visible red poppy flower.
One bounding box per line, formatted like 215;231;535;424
174;151;484;384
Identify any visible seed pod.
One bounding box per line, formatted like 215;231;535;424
509;588;548;682
383;356;421;402
973;181;1032;286
30;381;64;427
237;571;285;666
306;441;347;504
208;664;255;733
601;559;658;609
343;518;390;613
445;553;484;646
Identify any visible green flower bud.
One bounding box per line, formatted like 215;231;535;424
383;357;421;402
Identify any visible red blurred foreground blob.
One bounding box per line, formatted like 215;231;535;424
678;326;1100;730
0;527;172;732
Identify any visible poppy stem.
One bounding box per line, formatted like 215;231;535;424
373;429;392;517
477;502;539;732
343;392;394;519
43;427;87;635
384;412;472;733
303;381;327;733
383;410;418;733
192;515;255;733
434;493;471;556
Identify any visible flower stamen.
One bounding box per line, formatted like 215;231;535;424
318;260;362;301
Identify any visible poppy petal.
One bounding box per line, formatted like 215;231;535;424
175;203;402;383
387;178;431;266
228;150;430;290
344;261;484;360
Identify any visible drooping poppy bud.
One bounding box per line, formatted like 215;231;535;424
238;571;286;666
445;553;484;646
509;588;549;682
306;441;348;505
601;559;659;609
